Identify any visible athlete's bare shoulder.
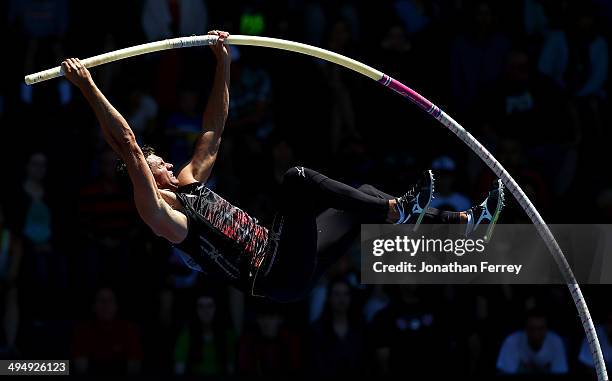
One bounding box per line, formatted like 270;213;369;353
160;189;183;210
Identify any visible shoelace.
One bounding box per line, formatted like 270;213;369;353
399;182;419;203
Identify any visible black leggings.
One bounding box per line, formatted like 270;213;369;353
258;167;394;302
258;167;458;302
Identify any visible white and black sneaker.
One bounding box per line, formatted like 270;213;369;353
465;179;505;242
395;170;435;231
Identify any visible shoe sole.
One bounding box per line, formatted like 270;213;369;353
484;180;505;242
414;170;434;231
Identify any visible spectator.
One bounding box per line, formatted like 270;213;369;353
164;88;203;168
174;294;236;376
78;149;139;287
9;0;70;105
451;1;511;113
228;49;274;141
393;0;436;36
378;23;415;80
14;152;66;297
475;138;550;219
370;285;440;376
540;3;608;162
363;284;389;323
238;302;301;375
0;203;22;355
72;287;142;375
538;4;608;98
159;248;200;328
481;49;573;143
479;48;579;195
429;156;471;212
124;87;158;140
141;0;207;41
227;48;275;200
496;308;568;374
311;278;365;376
141;0;208;110
322;19;357;154
579;309;612;371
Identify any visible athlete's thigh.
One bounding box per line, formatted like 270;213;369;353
316;183;394;252
260;211;319;302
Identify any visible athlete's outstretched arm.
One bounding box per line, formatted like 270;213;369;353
62;58;187;242
177;30;231;185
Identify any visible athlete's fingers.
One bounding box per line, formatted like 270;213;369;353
61;61;71;74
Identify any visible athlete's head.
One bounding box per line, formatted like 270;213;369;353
117;145;179;191
144;151;179;191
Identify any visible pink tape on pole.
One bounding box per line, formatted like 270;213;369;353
378;74;441;118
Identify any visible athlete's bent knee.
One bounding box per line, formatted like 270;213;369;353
358;184;376;194
282;166;308;184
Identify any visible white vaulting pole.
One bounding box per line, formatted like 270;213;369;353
24;35;608;381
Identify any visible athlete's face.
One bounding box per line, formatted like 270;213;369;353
146;154;179;190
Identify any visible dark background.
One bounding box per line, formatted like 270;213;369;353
0;0;611;379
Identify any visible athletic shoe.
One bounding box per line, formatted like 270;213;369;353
465;179;505;242
395;170;434;231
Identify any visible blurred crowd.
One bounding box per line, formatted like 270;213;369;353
0;0;611;378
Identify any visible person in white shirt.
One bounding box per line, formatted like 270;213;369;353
497;309;568;374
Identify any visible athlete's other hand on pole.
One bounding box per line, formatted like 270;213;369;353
208;30;231;63
61;58;93;89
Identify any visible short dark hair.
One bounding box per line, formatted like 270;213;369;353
115;145;156;176
526;307;548;322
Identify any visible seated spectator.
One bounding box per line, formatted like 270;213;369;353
228;48;274;140
0;203;22;355
78;149;138;286
496;308;568;374
363;284;389;324
124;87;158;140
370;285;440;376
393;0;435;36
174;294;236;376
429;156;471;212
72;287;142;376
311;278;365;376
13;152;67;310
9;0;71;106
480;48;576;146
164;88;203;168
141;0;208;110
451;0;511;113
538;4;608;98
141;0;207;41
579;309;612;371
238;302;301;375
478;48;579;196
475;138;550;220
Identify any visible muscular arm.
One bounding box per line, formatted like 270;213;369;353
178;31;231;185
63;59;187;242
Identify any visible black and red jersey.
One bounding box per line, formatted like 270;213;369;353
172;182;272;292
